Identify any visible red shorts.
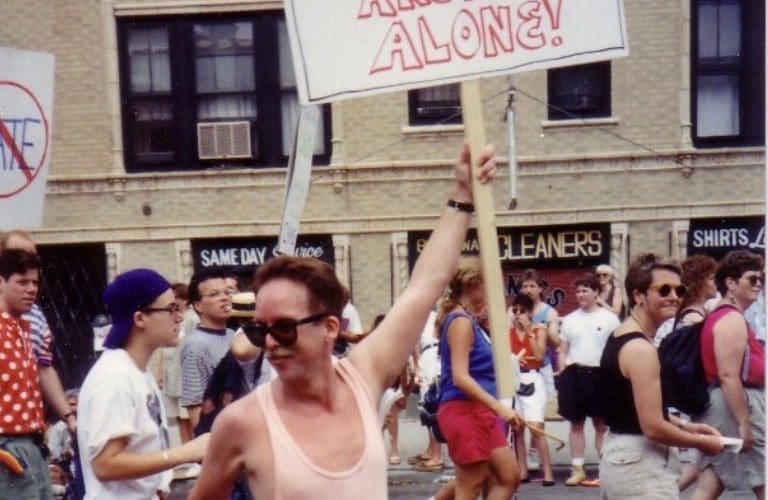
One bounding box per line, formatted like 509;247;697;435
437;399;508;465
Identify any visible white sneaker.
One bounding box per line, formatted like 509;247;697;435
527;447;540;471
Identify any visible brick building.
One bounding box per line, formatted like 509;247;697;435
0;0;764;386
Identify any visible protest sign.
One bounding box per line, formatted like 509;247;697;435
0;47;55;229
284;0;628;104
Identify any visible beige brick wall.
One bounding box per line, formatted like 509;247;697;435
1;0;764;324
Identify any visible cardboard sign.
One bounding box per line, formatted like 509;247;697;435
284;0;628;104
0;47;55;229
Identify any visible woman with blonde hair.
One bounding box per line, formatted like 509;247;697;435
433;256;521;500
596;264;624;318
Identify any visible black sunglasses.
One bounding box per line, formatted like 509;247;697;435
746;274;765;286
242;312;330;348
648;283;687;298
511;308;529;315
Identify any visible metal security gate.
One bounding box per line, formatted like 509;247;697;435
37;244;107;390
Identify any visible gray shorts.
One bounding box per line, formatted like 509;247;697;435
599;433;679;499
696;386;765;489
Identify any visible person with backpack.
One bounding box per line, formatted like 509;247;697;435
690;250;765;500
654;254;718;492
598;253;723;499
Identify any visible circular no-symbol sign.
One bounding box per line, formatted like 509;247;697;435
0;80;50;199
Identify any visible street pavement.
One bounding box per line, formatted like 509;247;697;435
167;398;754;498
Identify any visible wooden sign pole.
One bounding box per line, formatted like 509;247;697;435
460;80;515;400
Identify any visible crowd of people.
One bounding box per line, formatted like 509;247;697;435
0;141;764;499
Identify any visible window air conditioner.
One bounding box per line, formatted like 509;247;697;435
197;121;252;160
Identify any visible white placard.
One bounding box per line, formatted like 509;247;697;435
285;0;628;104
277;105;321;255
0;47;55;229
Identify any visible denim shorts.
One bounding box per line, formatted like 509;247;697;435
0;434;53;500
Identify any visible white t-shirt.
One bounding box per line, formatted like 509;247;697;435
560;307;620;367
342;302;363;334
78;349;172;500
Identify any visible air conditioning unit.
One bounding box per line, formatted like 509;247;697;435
197;121;252;160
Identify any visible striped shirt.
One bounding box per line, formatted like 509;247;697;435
22;304;53;367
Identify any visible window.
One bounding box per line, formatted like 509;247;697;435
547;62;611;120
692;0;764;147
408;84;462;125
118;13;331;172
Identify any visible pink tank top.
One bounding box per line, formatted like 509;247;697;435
255;358;387;499
701;305;765;387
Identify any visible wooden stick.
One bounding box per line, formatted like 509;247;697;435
524;421;566;451
460;80;515;400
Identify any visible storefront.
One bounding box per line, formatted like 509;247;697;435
190;234;336;287
686;216;765;260
407;223;612;316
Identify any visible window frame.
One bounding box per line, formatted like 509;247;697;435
407;84;462;126
547;61;612;121
691;0;765;148
117;13;331;173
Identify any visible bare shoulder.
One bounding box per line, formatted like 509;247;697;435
216;390;267;431
713;309;747;335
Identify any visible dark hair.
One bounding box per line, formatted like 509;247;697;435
511;294;534;313
625;253;681;308
573;273;600;292
0;249;42;280
715;250;764;296
252;256;348;319
680;254;718;308
188;269;225;304
520;269;546;299
171;282;189;302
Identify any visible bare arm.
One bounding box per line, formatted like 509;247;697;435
609;285;623;317
188;410;248;500
38;366;76;433
91;433;208;482
713;312;753;450
545;309;560;347
621;338;722;454
447;317;519;424
349;143;496;401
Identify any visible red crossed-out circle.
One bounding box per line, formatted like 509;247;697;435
0;80;50;198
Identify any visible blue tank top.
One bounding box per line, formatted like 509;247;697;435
533;303;553;366
439;311;497;403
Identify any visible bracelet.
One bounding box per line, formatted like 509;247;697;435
162;451;169;462
447;199;474;214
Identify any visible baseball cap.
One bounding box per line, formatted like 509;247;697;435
102;268;171;349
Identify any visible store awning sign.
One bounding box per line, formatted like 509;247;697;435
284;0;628;104
0;47;54;229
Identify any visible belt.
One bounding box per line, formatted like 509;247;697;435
0;432;49;458
520;368;540;373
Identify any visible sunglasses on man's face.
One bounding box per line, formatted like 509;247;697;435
242;312;330;348
648;283;687;298
511;308;529;316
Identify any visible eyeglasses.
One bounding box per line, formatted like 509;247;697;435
142;303;181;315
648;283;687;298
242;312;330;348
745;274;765;286
511;308;528;315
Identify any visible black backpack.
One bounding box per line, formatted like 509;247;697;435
658;305;733;416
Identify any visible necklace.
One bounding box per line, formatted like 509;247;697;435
629;311;651;338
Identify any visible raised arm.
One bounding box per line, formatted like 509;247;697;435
349;143;496;400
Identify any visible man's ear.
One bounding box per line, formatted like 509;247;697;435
325;315;340;342
134;310;147;330
192;300;202;315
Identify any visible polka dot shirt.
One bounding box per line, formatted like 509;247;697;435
0;312;45;435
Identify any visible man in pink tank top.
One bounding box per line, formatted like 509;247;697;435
188;143;498;499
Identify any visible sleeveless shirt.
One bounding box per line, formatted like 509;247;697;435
439;311;497;402
701;305;765;387
600;332;651;435
254;358;387;499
